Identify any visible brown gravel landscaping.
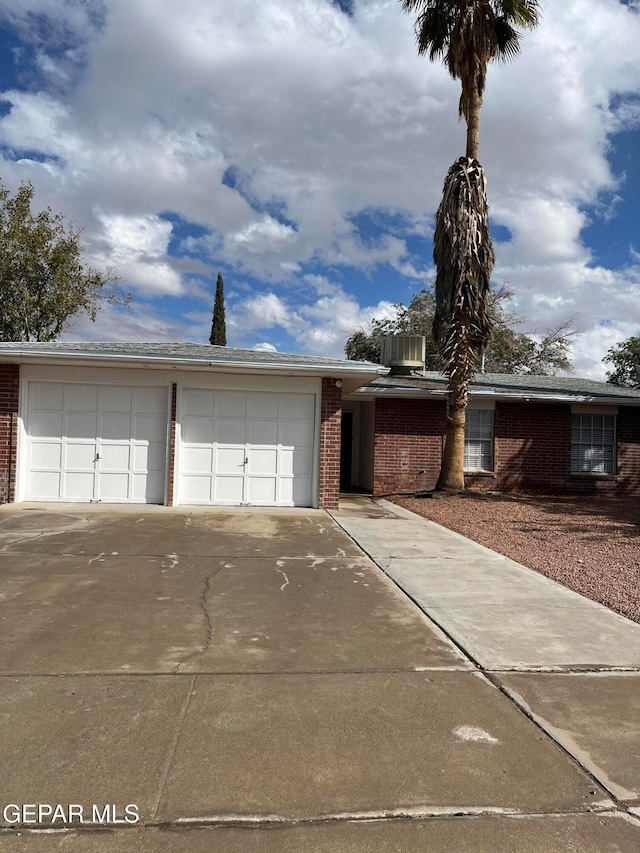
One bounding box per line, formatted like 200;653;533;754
391;492;640;625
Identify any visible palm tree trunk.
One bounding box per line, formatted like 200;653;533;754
465;90;482;160
432;157;494;494
436;395;466;492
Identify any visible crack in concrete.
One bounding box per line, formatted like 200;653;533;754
174;576;213;674
152;674;198;822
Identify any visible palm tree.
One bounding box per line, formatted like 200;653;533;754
402;0;540;160
401;0;540;491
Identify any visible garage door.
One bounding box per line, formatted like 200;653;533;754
25;382;168;503
179;389;315;506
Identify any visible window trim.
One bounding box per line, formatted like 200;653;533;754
570;412;617;476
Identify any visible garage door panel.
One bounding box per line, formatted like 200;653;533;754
101;413;131;441
30;382;64;410
280;446;312;475
99;472;129;500
216;392;247;418
249;448;278;475
100;444;131;470
134;415;166;442
65;443;96;470
281;394;314;420
179;388;315;507
65;471;95;500
248;393;279;419
134;442;166;471
292;477;312;504
182;475;212;502
67;412;98;439
217;419;247;445
246;478;277;504
183;389;214;417
213;475;244;503
30;442;62;469
183;445;213;472
30;471;61;499
216;446;246;474
66;384;98;411
249;420;278;446
134;471;164;502
30;412;63;438
182;417;214;445
25;382;168;504
102;386;132;412
281;420;312;447
135;387;167;415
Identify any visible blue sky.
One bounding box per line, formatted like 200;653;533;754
0;0;639;379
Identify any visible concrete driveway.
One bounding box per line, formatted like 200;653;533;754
0;503;639;851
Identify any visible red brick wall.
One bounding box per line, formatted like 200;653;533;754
373;398;446;495
491;402;570;492
319;378;341;509
0;364;20;504
372;397;640;496
166;382;177;506
616;406;640;495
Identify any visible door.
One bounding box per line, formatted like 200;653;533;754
25;382;168;503
179;389;315;506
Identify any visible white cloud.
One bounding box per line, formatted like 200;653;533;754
0;0;639;375
92;212;183;296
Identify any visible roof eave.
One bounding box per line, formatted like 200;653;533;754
0;348;388;381
349;385;640;406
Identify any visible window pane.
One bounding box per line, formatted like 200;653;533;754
570;414;615;475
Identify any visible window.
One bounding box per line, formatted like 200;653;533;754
571;413;615;474
464;409;493;471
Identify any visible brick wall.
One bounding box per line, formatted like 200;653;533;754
0;364;20;504
319;378;342;509
166;382;177;506
490;401;571;492
373;398;446;495
616;406;640;495
372;397;640;496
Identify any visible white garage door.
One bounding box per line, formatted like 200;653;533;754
179;389;315;506
25;382;168;503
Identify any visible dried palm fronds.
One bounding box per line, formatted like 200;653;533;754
432;156;494;405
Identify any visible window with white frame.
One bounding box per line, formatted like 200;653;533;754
464;409;494;471
570;413;616;474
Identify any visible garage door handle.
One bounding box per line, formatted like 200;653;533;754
244;457;248;465
95;453;101;462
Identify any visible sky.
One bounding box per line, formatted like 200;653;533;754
0;0;639;379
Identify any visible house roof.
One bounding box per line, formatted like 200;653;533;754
0;340;386;372
0;341;387;394
354;371;640;406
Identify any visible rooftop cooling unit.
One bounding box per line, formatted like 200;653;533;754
380;335;426;374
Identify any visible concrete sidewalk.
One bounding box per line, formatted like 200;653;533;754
332;496;640;811
1;500;640;850
331;496;640;670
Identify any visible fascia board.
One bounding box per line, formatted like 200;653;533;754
0;349;388;379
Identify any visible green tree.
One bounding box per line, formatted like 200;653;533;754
209;272;226;346
603;337;640;388
401;0;540;492
346;286;574;375
0;180;127;342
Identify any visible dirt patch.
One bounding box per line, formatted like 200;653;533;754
391;492;640;625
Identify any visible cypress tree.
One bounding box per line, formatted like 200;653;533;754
209;272;226;346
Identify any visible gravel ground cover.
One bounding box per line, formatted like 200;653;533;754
391;492;640;624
